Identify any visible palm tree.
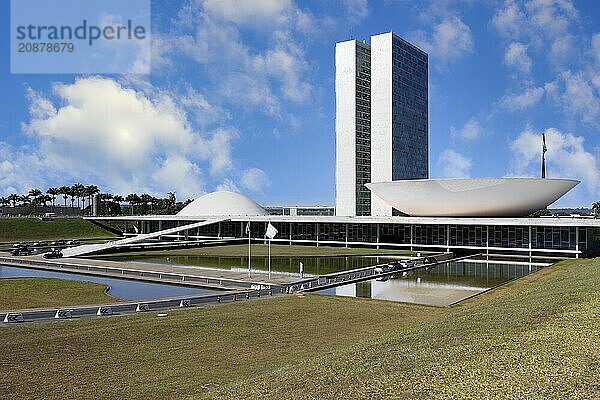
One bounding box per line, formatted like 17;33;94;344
40;194;53;207
67;187;76;208
19;194;30;207
592;201;600;218
0;197;9;207
46;187;60;210
140;194;155;214
59;186;70;207
28;188;43;206
7;194;19;207
125;193;140;216
71;183;85;208
84;185;100;215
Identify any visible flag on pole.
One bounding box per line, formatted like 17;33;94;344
245;222;251;235
542;133;547;154
265;222;278;239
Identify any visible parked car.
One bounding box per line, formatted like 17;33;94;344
374;264;394;274
12;242;30;248
33;241;49;247
43;249;63;259
66;240;81;246
51;240;66;246
11;247;32;256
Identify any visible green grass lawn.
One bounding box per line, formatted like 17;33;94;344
0;278;122;310
95;243;425;258
0;259;597;399
0;218;116;242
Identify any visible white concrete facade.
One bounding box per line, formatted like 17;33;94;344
335;40;358;216
370;33;394;216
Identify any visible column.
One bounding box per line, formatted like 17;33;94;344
575;226;579;259
529;225;532;263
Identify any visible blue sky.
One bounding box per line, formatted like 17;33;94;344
1;0;599;208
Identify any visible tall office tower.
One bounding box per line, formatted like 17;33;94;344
336;32;428;217
335;39;372;216
371;32;428;216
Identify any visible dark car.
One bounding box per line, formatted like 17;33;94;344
11;247;32;256
66;240;81;246
12;242;30;248
51;240;66;246
43;249;63;259
33;241;49;247
374;264;394;274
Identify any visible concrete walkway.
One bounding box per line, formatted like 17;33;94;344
0;253;300;288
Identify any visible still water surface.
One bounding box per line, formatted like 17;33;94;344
317;260;543;306
101;254;403;277
0;266;217;301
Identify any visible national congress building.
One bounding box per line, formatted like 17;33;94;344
68;33;600;261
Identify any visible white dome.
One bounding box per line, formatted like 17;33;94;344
177;191;269;217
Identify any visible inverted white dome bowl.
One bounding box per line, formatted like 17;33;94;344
366;178;579;217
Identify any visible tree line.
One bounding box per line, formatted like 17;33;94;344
0;184;190;216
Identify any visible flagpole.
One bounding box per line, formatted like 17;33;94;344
248;222;251;277
542;133;547;179
268;238;271;280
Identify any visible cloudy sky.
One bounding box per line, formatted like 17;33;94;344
1;0;599;207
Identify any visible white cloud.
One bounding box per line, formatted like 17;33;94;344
450;118;483;141
492;0;579;66
525;0;578;39
438;149;472;178
166;4;313;115
240;168;270;192
179;85;231;127
549;34;575;66
500;86;545;111
415;16;474;63
504;42;532;73
215;178;240;193
510;127;599;193
491;0;527;39
5;77;240;199
545;71;600;123
342;0;368;24
0;142;47;196
202;0;292;28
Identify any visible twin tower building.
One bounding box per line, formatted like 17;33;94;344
335;32;428;217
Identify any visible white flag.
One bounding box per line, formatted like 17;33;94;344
245;222;250;235
265;222;278;239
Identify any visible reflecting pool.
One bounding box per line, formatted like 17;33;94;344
316;259;544;307
0;266;218;301
98;254;404;277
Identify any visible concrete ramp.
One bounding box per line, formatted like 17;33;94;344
62;218;230;257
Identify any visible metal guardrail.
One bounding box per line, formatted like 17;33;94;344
0;287;285;324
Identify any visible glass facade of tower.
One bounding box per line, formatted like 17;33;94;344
391;36;428;180
355;42;371;216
